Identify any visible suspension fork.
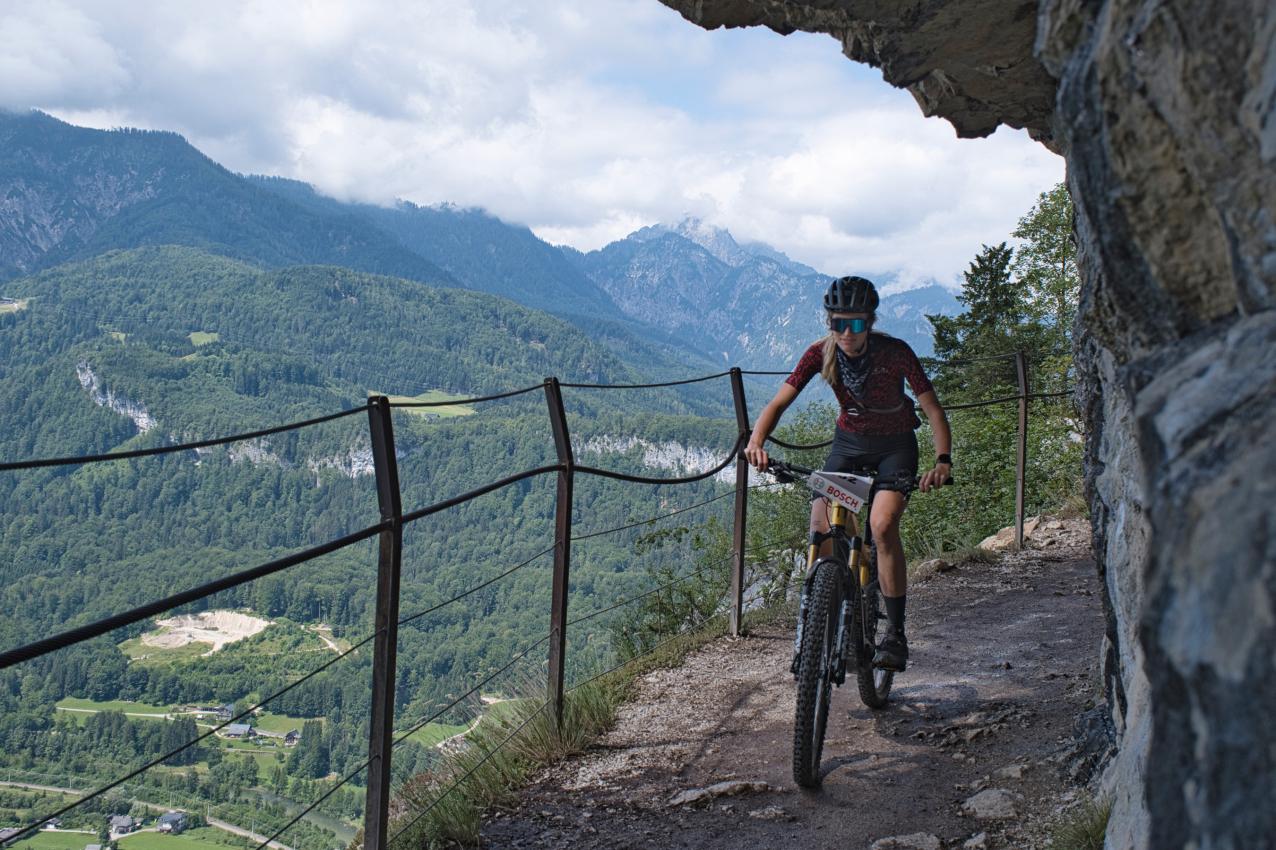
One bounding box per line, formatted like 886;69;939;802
791;502;856;677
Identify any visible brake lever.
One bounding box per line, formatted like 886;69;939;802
767;462;796;484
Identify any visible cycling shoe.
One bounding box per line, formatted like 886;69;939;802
873;630;909;671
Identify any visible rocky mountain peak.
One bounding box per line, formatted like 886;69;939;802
624;216;753;267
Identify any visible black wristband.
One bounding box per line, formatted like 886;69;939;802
936;453;952;466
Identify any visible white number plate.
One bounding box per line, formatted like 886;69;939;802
808;471;873;513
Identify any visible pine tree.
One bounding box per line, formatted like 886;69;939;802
1011;183;1078;342
927;242;1048;395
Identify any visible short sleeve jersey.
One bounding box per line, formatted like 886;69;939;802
784;335;935;434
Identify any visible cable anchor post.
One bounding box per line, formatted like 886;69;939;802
544;378;575;732
364;395;404;850
729;367;750;637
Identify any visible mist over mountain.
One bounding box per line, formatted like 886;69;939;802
0;109;970;848
2;111;955;376
0;110;722;379
0;110;455;287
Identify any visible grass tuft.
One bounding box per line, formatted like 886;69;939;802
387;679;623;849
381;609;756;849
1049;796;1112;850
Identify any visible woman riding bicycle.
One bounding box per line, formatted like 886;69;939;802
744;275;951;672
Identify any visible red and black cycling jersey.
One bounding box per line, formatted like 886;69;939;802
784;334;934;434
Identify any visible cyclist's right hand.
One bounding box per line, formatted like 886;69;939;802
744;443;769;472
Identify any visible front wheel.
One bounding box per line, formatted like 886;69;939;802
793;559;843;788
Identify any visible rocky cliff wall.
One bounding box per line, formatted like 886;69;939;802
658;2;1275;847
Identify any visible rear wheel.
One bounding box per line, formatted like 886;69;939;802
857;548;893;709
793;559;842;788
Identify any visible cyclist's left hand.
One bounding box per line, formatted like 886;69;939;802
918;463;951;492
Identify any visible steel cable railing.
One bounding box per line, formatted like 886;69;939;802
397;545;555;629
570;489;735;541
763;388;1075;451
568;481;786;544
566;596;726;695
559;370;733;389
0;404;369;472
0;347;1077;850
387;698;552;847
386;383;544;407
565;539;784;631
390;632;552;750
381;533;792;843
566;563;722;630
6;627;383;843
574;433;744;486
766;434;833;451
400;465;561;525
564;536;793;695
0;519;389;670
253;759;373;850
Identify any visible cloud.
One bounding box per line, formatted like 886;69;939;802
10;0;1063;284
0;1;130;108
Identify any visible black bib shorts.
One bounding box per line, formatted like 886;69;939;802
822;428;919;496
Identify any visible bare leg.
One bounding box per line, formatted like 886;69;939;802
870;490;909;597
809;499;831;561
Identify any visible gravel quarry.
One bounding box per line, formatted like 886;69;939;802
141;610;272;652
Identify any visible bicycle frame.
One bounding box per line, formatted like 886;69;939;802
792;493;878;682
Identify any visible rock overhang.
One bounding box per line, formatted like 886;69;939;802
658;0;1060;148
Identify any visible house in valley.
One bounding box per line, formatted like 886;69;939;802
157;812;187;834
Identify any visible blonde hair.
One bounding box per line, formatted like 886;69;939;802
820;334;840;388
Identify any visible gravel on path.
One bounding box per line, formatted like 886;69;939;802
481;518;1104;850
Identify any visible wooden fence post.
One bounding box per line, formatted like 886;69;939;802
729;368;750;637
543;378;574;730
363;396;403;850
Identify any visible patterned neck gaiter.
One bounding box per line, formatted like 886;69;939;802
835;340;873;403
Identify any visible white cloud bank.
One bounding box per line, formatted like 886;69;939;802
0;0;1063;284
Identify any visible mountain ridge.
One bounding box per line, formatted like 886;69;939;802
571;217;959;362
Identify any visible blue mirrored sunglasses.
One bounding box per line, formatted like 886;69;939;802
829;317;868;334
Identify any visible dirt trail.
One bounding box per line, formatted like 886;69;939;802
483;519;1102;850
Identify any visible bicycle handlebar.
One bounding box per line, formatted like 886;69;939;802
765;459;954;488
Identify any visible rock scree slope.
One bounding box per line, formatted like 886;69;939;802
484;519;1103;849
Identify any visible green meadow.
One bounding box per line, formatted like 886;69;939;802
7;832;97;850
119;827;247;850
56;698;172;716
398;721;470;748
373;390;475;418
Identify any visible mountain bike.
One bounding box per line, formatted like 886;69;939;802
767;459;947;788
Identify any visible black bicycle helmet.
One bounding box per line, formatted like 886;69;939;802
824;275;879;313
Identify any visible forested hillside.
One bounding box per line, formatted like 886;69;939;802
0;111;724;383
0;246;746;843
0;111;455;288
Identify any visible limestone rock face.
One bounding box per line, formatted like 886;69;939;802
658;1;1059;144
658;2;1276;848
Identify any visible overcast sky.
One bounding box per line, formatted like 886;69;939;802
2;0;1064;289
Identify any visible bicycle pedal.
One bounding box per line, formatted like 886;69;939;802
873;658;907;673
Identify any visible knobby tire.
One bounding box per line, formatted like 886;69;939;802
793;559;841;788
